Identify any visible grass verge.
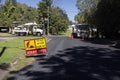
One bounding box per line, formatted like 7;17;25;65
1;36;49;80
0;37;37;64
0;33;14;37
59;30;72;36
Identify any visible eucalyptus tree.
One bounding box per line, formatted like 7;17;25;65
76;0;100;38
75;13;85;23
0;0;17;27
77;0;99;12
5;0;17;5
76;0;120;39
50;6;69;34
37;0;52;23
76;0;100;24
94;0;120;38
37;0;69;35
37;0;53;35
0;0;38;27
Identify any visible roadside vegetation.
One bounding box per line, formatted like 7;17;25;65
0;0;120;79
0;37;47;70
0;0;70;35
59;30;72;37
75;0;120;39
0;33;14;37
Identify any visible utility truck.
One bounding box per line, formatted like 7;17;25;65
12;22;43;36
72;24;89;40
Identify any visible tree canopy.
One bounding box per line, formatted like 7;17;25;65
37;0;69;35
0;0;70;35
76;0;120;39
0;0;37;27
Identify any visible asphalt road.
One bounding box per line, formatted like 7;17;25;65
7;36;120;80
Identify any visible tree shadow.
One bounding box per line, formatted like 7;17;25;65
82;38;120;49
0;47;7;57
0;46;24;70
0;63;10;70
0;47;10;70
83;38;113;45
110;41;120;49
7;45;120;80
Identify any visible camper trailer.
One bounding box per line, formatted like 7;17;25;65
13;22;43;36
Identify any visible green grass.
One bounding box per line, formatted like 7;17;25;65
1;36;49;80
0;38;24;64
59;30;72;36
0;36;46;64
0;33;14;37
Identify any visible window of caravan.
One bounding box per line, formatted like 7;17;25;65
0;26;9;32
76;24;88;30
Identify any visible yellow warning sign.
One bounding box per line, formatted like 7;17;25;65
35;38;46;48
24;39;36;50
24;38;47;50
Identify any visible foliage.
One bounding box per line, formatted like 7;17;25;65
76;0;99;24
75;13;85;23
76;0;99;12
0;37;24;64
94;0;120;38
50;6;69;35
0;0;38;27
37;0;70;35
76;0;120;39
0;0;70;35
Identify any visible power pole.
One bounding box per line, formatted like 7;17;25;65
47;6;49;36
46;0;52;36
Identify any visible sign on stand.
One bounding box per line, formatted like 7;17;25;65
24;38;47;56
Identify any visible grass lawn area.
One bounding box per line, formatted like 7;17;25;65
0;38;24;64
60;30;72;36
0;36;48;70
0;36;49;80
0;33;14;37
0;30;70;65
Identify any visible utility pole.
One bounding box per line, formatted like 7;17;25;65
47;6;49;36
46;0;52;36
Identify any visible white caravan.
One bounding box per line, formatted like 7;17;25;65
13;22;43;36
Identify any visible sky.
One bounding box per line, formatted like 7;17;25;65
17;0;79;22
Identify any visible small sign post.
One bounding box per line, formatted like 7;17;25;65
24;38;47;56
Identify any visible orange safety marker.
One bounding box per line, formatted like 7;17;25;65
71;33;74;39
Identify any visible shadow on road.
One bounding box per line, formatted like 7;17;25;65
0;63;10;70
83;38;120;49
7;46;120;80
0;47;7;57
83;38;113;45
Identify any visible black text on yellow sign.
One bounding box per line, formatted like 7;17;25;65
24;38;47;50
35;38;46;49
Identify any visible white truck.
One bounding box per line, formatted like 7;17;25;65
12;22;43;36
72;24;89;39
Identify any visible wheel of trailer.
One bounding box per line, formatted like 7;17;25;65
15;33;19;36
19;32;24;36
37;32;41;36
33;32;37;36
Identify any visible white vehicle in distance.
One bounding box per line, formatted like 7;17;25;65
13;22;43;36
73;24;89;39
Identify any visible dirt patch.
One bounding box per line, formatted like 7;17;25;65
0;33;14;37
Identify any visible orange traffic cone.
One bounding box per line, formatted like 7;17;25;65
71;33;74;39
